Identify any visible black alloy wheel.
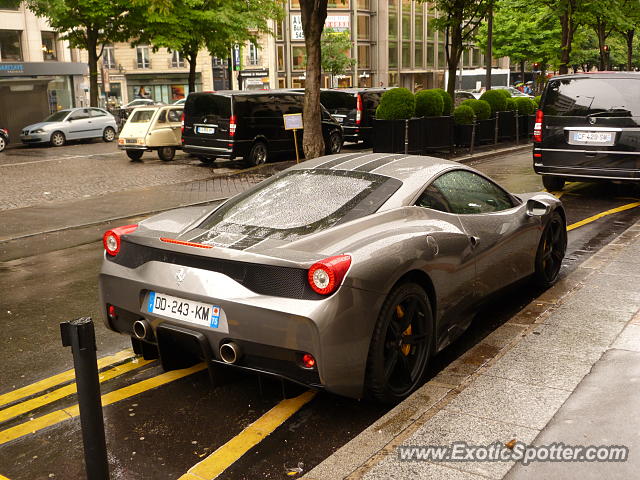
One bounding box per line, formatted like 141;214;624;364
533;211;566;287
158;146;176;161
248;141;268;166
542;175;565;192
366;282;433;404
326;131;343;154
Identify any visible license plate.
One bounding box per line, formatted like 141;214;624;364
196;126;216;134
570;131;614;144
125;138;137;144
146;291;221;329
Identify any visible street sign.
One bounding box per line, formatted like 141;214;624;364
233;44;240;71
283;113;303;130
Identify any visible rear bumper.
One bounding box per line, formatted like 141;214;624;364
533;148;640;181
99;257;381;398
118;145;148;151
183;144;234;158
342;125;371;143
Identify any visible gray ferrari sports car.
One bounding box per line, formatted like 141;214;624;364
99;153;566;403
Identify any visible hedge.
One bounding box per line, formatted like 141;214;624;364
515;97;536;115
433;88;453;115
453;105;476;125
461;99;491;121
415;89;444;117
480;90;507;116
496;89;512;98
375;87;415;120
505;97;517;112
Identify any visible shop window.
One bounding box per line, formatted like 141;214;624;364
357;15;369;40
292;45;305;70
248;43;259;66
0;30;22;61
277;45;285;71
171;50;185;68
388;41;398;69
278;77;286;88
328;0;349;8
290;0;300;8
136;46;150;69
357;0;370;9
103;45;116;69
357;44;370;69
41;32;57;61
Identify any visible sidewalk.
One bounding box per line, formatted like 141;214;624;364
304;221;640;480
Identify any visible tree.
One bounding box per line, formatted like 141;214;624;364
26;0;142;106
429;0;489;99
581;0;627;70
300;0;329;160
321;28;356;87
617;0;640;70
137;0;281;93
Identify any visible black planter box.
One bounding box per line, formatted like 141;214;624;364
407;118;425;154
516;115;531;138
421;116;454;152
477;118;496;144
497;111;516;140
372;119;407;153
454;123;476;146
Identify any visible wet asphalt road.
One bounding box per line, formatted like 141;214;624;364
0;144;639;480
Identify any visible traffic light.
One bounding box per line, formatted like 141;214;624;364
603;45;610;53
533;62;540;69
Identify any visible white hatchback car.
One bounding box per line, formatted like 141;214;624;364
117;106;183;161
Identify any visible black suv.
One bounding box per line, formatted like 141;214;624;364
318;88;389;145
182;90;343;165
534;72;640;190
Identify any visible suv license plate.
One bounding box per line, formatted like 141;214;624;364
146;291;221;328
196;126;216;134
570;131;614;144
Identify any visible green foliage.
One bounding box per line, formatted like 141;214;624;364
461;99;491;121
496;89;512;98
433;88;453;115
534;95;542;107
376;88;415;120
453;105;476;125
321;28;357;77
515;97;536;115
505;97;517;112
480;90;507;116
415;90;444;117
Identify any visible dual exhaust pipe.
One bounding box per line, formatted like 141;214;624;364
133;319;241;364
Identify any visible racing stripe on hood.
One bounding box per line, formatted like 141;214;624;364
353;154;407;173
314;153;370;169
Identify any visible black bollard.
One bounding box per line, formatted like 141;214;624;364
60;317;110;480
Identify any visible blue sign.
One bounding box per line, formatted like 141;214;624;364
0;64;24;74
233;45;240;71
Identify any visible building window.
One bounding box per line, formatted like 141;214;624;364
401;0;411;41
427;41;434;67
136;45;150;69
103;45;116;69
437;43;446;69
389;41;398;69
327;0;349;8
357;44;370;69
415;43;424;69
212;57;225;66
0;30;22;61
290;0;300;8
292;45;305;70
357;0;370;10
357;15;369;40
41;31;57;61
248;43;259;66
278;77;286;88
0;0;20;9
277;45;285;71
388;0;398;41
171;50;185;68
402;41;410;69
473;48;482;67
415;12;424;43
276;21;284;41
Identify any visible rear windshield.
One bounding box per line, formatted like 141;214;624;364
320;91;356;110
129;110;155;123
544;77;640;117
185;93;231;119
45;110;71;122
193;169;400;245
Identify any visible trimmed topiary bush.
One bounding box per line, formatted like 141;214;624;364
496;88;512;98
515;97;535;115
433;88;453;115
534;95;541;107
505;97;517;112
415;89;444;117
461;99;491;121
479;89;507;116
453;105;476;125
375;87;415;120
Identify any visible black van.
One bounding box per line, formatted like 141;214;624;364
318;88;390;145
182;90;343;165
534;72;640;190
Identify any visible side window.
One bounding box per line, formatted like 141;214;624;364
431;170;514;214
69;109;90;120
156;110;167;123
415;184;451;213
249;95;276;118
90;109;107;117
167;109;182;122
278;94;303;114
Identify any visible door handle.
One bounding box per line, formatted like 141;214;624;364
469;235;480;247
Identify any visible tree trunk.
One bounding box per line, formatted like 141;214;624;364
626;29;635;71
559;8;575;75
485;0;493;90
187;50;198;93
300;0;328;160
520;59;525;84
446;23;462;99
87;30;99;107
595;22;607;71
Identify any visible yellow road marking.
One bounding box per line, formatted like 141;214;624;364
567;202;640;231
180;390;316;480
0;474;11;480
0;363;206;446
0;349;136;408
0;357;154;423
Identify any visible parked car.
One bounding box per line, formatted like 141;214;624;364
182;90;343;165
173;98;186;105
455;90;481;105
117;105;184;161
494;86;533;98
317;88;389;145
20;108;118;147
99;153;566;403
0;127;8;152
534;72;640;191
123;99;160;109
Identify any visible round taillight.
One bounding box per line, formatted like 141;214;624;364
302;353;316;369
102;224;138;256
307;255;351;295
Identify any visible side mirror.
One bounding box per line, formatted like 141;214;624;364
526;198;551;216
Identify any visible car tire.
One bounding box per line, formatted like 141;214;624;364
0;135;6;152
366;282;433;404
126;150;144;161
325;130;343;155
50;131;65;147
103;127;116;142
542;175;565;192
197;155;215;164
158;146;176;161
247;141;268;166
532;211;567;288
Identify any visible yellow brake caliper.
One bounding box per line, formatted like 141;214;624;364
396;305;412;356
